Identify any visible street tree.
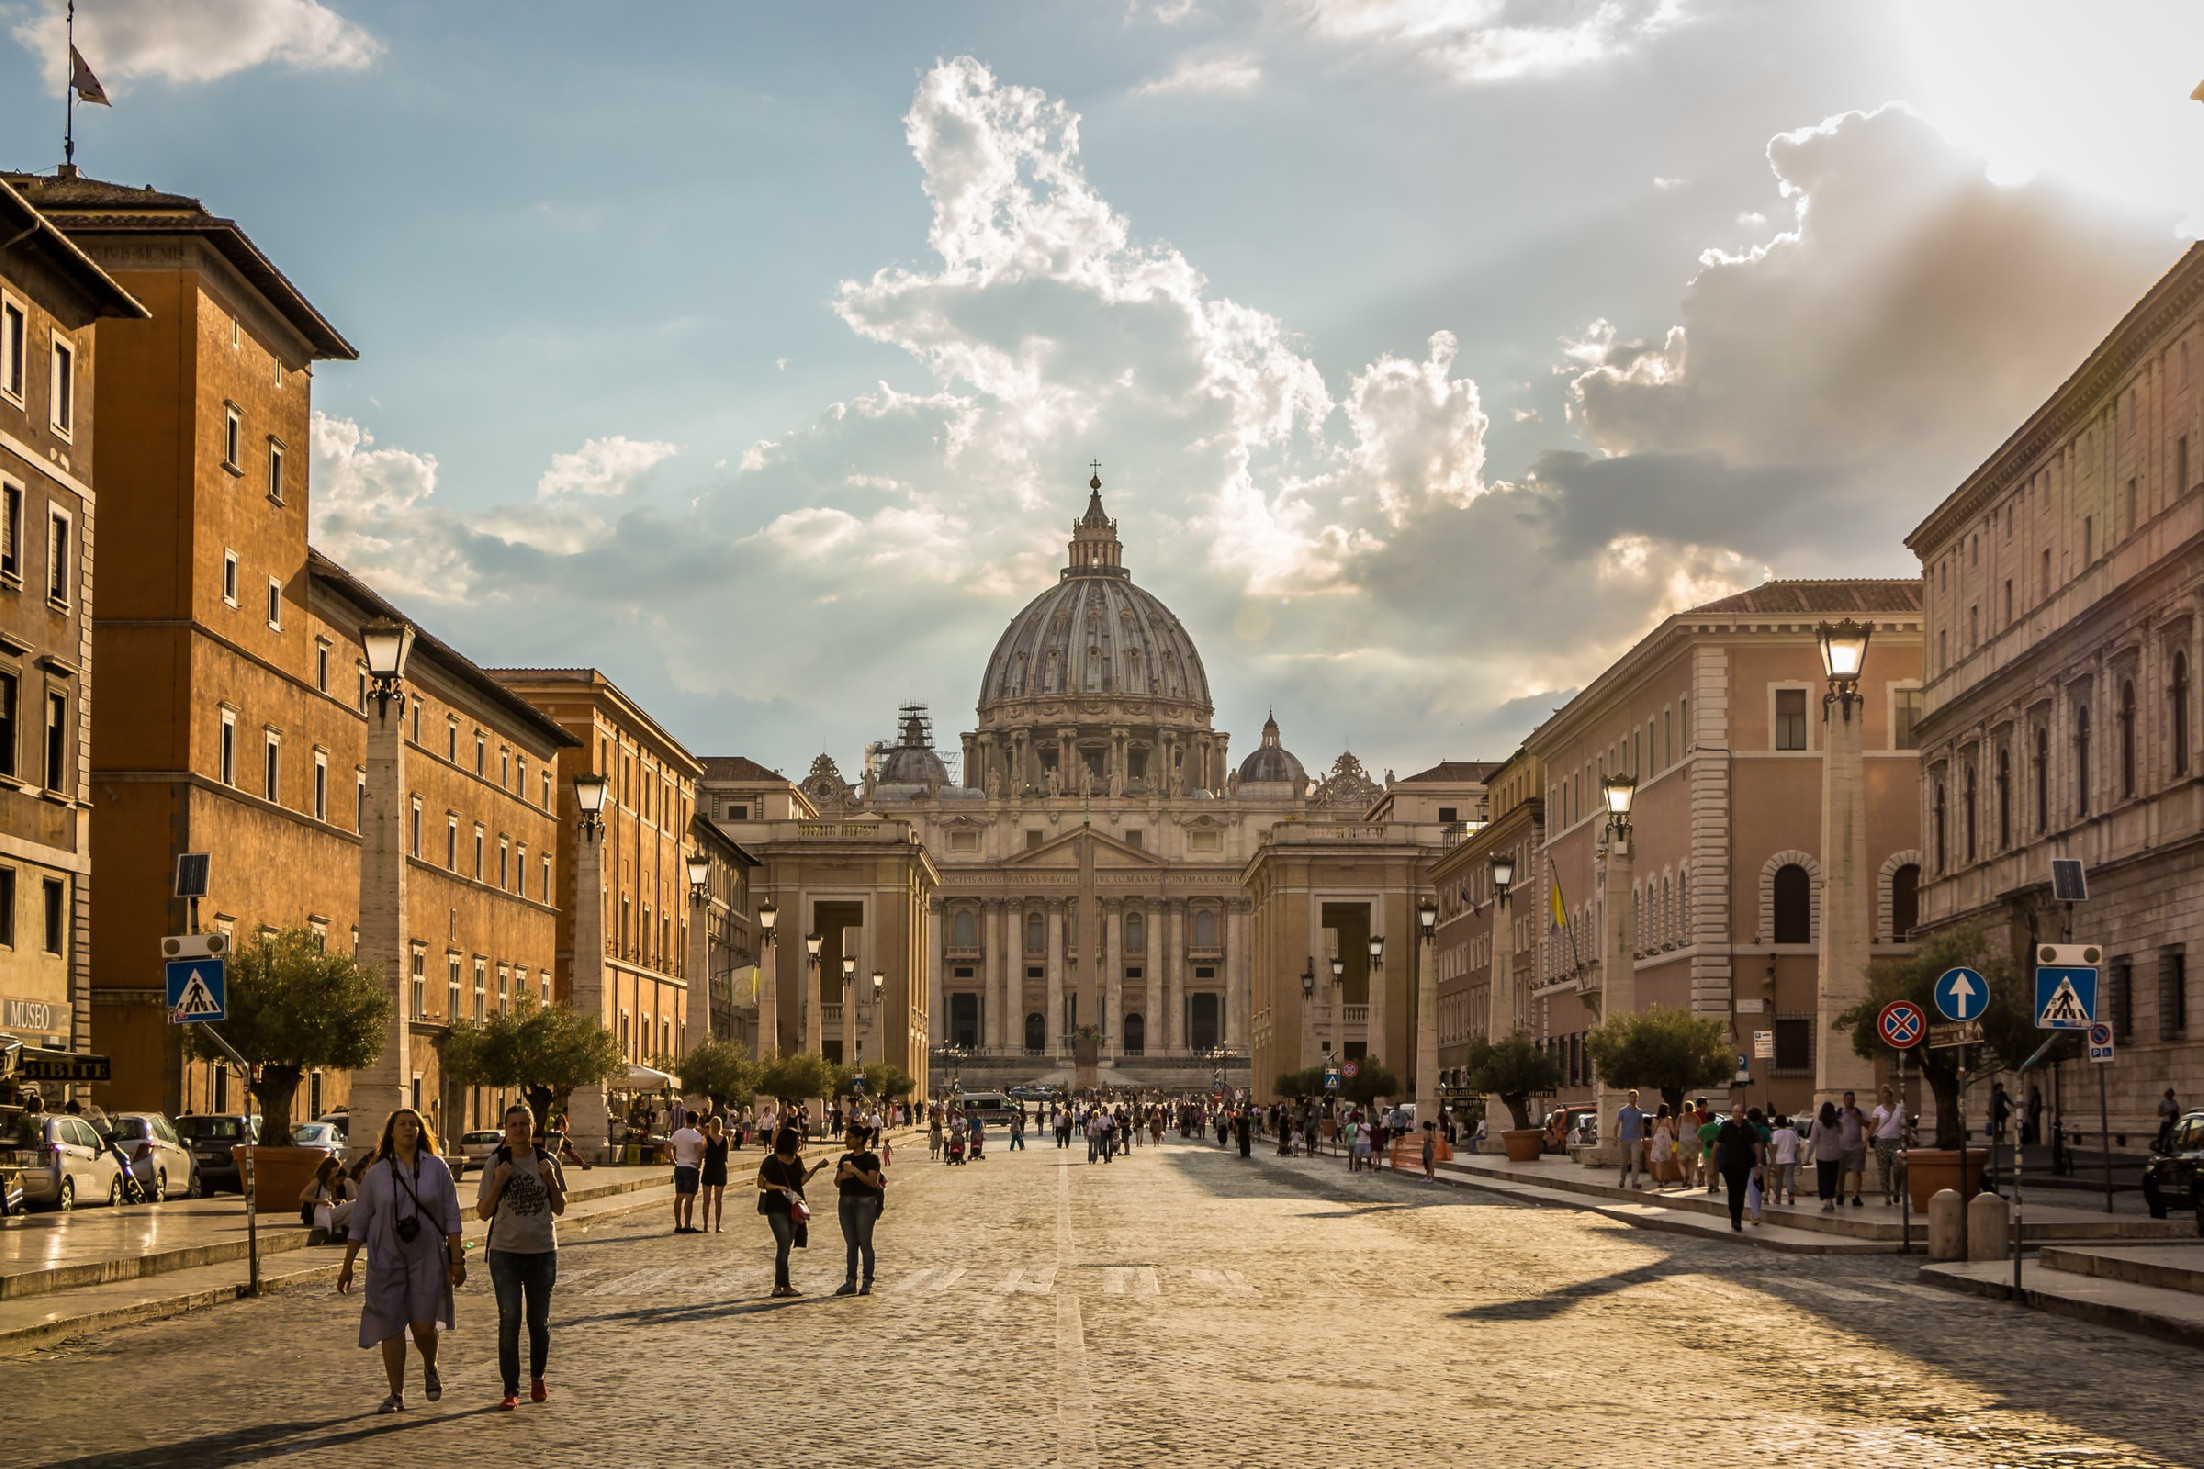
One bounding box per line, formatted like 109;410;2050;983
183;926;389;1143
1582;1005;1733;1115
757;1050;836;1105
1273;1067;1326;1100
1339;1057;1402;1109
1463;1033;1565;1131
673;1040;760;1110
442;995;625;1129
1835;925;2076;1147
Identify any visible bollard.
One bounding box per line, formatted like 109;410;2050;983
1927;1188;1965;1261
1967;1190;2010;1262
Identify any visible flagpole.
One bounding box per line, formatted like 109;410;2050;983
64;1;75;172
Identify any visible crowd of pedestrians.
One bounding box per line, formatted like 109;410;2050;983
1610;1088;1915;1225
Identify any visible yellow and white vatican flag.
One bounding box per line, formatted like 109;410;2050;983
70;45;108;106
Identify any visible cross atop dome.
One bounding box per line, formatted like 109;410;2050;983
1065;460;1126;578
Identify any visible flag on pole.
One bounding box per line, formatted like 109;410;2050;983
70;45;108;106
1549;872;1566;930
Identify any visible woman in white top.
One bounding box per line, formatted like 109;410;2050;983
1648;1104;1675;1186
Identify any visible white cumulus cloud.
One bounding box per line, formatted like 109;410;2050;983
1284;0;1689;84
1135;53;1264;96
13;0;379;89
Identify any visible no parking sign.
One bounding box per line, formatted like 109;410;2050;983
1877;1000;1925;1050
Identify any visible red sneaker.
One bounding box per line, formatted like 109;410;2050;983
497;1395;519;1412
530;1378;548;1403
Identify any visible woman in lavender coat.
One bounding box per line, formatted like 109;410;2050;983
338;1108;466;1412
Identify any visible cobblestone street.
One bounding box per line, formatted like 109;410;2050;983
4;1137;2198;1469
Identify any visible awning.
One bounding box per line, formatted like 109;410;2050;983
626;1063;676;1090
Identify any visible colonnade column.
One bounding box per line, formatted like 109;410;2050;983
1225;898;1249;1050
1141;899;1161;1056
926;898;945;1050
1102;898;1122;1057
1045;898;1066;1058
1165;899;1186;1055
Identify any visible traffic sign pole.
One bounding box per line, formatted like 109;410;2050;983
2098;1057;2113;1215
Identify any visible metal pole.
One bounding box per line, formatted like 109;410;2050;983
1957;1049;1969;1263
2098;1059;2113;1215
192;1024;261;1297
1898;1046;1911;1255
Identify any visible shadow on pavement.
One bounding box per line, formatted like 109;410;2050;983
32;1407;498;1469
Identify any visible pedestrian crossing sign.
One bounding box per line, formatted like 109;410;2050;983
166;958;226;1023
2034;965;2096;1030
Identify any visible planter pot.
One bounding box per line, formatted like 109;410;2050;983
231;1144;336;1214
1906;1148;1988;1213
1501;1129;1546;1163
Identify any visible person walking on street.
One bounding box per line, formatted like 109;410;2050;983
1236;1108;1252;1158
1010;1108;1027;1150
929;1112;944;1161
1695;1105;1723;1194
1616;1090;1647;1190
756;1128;827;1298
1647;1104;1675;1188
699;1116;732;1232
832;1125;885;1296
1808;1101;1845;1212
1837;1090;1868;1208
1420;1120;1438;1183
669;1115;705;1233
1713;1104;1764;1232
337;1108;465;1414
476;1103;567;1410
1768;1113;1800;1204
1870;1087;1907;1205
2158;1089;2180;1152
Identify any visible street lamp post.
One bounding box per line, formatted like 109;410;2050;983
1816;617;1876;1107
684;855;712;1058
567;769;613;1158
803;932;823;1057
1300;961;1317;1069
755;899;778;1062
350;617;415;1160
869;969;885;1084
1329;954;1345;1059
1592;772;1637;1163
1484;850;1516;1150
1415;896;1439;1127
840;954;858;1079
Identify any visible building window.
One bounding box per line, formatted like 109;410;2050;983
45;510;69;606
356;771;365;831
49;338;73;436
1026;829;1044;850
446;816;458;871
1963;764;1977;863
0;480;20;582
2002;579;2012;626
2084;515;2094;564
475;734;486;777
497;964;509;1011
473;959;487;1022
2076;704;2092;817
219;710;236;786
410;947;426;1019
410;796;422;856
42;877;63;954
1994;747;2011;850
1772;864;1812;943
267;440;286;504
222;551;238;605
1774;688;1808;751
2108;957;2133;1043
447;954;461;1021
0;297;21;400
223;405;241;468
2041;547;2052;601
266;577;282;630
541;854;551;899
1193;909;1218;948
313;750;328;821
2160;948;2188;1041
446;719;458;762
1026;911;1044;952
473;825;484;880
1125;910;1144;952
516;842;527;896
1772;1015;1814;1074
1890;864;1920;941
1893;687;1924;751
498;837;509;890
2033;726;2049;833
2120;680;2137;799
42;691;63;792
951;909;975;948
0;866;14;947
315;640;330;692
262;731;280;803
0;670;15;778
2174;652;2191;779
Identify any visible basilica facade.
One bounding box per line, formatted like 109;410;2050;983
707;473;1487;1095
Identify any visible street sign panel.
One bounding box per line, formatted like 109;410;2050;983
2087;1022;2114;1064
1878;1000;1927;1049
1342;1061;1359;1079
1928;1019;1984;1048
1934;967;1989;1022
1733;1053;1751;1084
1752;1029;1776;1060
1323;1072;1339;1091
166;958;226;1022
2035;966;2097;1029
161;932;228;961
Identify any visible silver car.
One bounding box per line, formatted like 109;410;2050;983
108;1111;196;1201
453;1129;503;1176
21;1114;125;1210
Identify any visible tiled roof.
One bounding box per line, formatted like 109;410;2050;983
1685;579;1923;618
1;171;355;359
702;755;790;783
1400;760;1501;784
0;177;146;320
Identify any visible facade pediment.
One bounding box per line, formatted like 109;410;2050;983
1002;828;1165;869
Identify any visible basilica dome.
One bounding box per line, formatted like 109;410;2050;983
963;471;1227;797
1234;713;1306;795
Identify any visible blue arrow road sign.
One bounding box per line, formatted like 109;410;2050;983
166;958;226;1022
1934;966;1988;1022
2035;966;2098;1030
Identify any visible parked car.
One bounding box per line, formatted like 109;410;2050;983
2141;1109;2204;1232
291;1121;345;1153
174;1114;259;1195
453;1129;504;1175
20;1114;125;1210
0;1106;44;1214
107;1111;196;1202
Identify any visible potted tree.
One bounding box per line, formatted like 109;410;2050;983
1583;1005;1735;1120
756;1050;837;1128
442;994;624;1147
1465;1035;1565;1162
1835;926;2073;1208
183;926;390;1210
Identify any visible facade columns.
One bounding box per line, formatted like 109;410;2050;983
1141;899;1161;1057
926;899;944;1050
1165;899;1186;1054
350;686;409;1160
1817;675;1876;1105
1102;898;1122;1057
1045;899;1066;1057
992;900;1013;1054
568;811;612;1156
1225;898;1249;1049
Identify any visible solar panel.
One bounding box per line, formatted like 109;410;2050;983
2049;858;2088;902
173;852;211;899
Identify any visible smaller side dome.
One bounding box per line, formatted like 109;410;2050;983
1235;711;1306;791
876;704;950;787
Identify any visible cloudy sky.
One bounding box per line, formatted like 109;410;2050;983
8;1;2203;780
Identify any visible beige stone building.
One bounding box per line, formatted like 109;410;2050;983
1522;580;1924;1123
1908;239;2204;1149
1428;749;1545;1101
